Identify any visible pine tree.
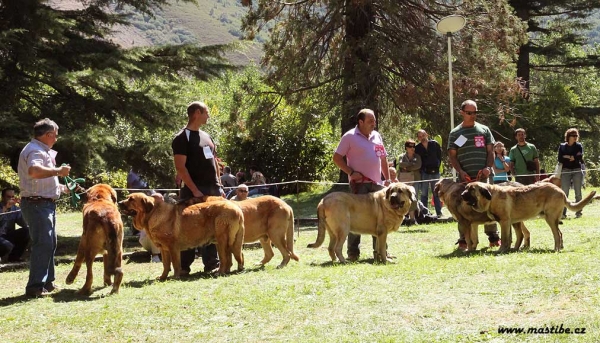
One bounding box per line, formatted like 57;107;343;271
509;0;600;93
0;0;234;178
242;0;527;145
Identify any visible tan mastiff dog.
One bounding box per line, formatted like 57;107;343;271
66;184;124;295
461;181;596;252
307;183;415;263
118;193;244;279
434;179;530;251
203;195;299;268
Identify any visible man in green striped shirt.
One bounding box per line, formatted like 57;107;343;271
447;100;500;250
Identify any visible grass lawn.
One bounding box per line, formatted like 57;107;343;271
1;187;600;342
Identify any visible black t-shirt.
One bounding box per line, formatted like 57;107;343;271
171;128;219;194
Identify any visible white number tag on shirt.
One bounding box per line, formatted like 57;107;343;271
203;146;214;159
454;135;467;147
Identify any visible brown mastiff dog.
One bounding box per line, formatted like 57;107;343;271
434;179;530;251
307;183;415;263
66;184;124;295
204;195;299;268
118;193;244;279
461;181;596;252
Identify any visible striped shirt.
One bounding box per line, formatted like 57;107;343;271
447;123;495;178
18;139;62;199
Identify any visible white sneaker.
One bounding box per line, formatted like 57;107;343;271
151;254;161;263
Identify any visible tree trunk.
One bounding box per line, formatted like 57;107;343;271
512;1;531;97
338;0;378;183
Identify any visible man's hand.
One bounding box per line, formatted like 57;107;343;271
57;164;71;177
481;168;490;178
349;171;363;182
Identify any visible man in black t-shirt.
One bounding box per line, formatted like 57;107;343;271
171;101;222;274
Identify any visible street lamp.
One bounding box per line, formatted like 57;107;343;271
436;14;466;180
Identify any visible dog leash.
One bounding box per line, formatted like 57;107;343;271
61;164;86;209
462;169;486;184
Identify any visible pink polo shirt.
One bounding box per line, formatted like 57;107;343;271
335;127;387;185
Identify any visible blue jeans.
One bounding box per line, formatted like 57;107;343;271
420;172;442;216
561;168;583;215
20;199;57;292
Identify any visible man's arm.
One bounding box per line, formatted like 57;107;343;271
29;164;70;179
533;158;540;181
333;153;361;182
380;156;390;182
448;148;468;181
173;154;203;198
485;144;494;169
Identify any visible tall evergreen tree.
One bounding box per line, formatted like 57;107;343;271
242;1;526;146
0;0;234;178
508;0;600;94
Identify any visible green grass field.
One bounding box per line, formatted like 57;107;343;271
1;188;600;342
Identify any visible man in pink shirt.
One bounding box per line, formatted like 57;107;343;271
333;109;391;262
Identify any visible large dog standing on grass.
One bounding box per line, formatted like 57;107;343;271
461;181;596;252
307;183;415;263
434;178;530;251
66;184;124;295
203;195;299;268
118;193;244;280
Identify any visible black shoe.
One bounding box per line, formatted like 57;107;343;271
204;262;220;273
44;283;61;292
26;288;51;298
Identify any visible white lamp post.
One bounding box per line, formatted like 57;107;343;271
436;15;466;180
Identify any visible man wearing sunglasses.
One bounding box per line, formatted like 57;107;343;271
232;184;249;201
447;100;500;250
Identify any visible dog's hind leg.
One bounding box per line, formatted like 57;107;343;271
334;230;347;263
258;237;275;266
77;252;96;296
110;229;124;294
512;223;524;250
66;234;87;286
327;232;337;262
545;215;563;251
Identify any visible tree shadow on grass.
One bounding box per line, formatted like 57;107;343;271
0;288;110;306
310;258;387;267
436;247;557;259
396;228;429;234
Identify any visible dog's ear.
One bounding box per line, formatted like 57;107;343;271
385;185;394;200
408;185;416;202
479;186;492;201
142;196;154;213
111;189;118;204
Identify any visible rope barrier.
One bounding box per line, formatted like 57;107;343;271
1;166;597;217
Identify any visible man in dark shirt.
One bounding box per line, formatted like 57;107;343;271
171;101;222;275
0;189;30;263
414;130;443;217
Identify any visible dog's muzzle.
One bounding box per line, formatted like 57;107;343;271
117;202;137;216
460;190;477;207
390;194;405;209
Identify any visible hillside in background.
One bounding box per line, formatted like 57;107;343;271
53;0;262;65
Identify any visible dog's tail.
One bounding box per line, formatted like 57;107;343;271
286;209;299;262
307;199;326;248
565;190;597;212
